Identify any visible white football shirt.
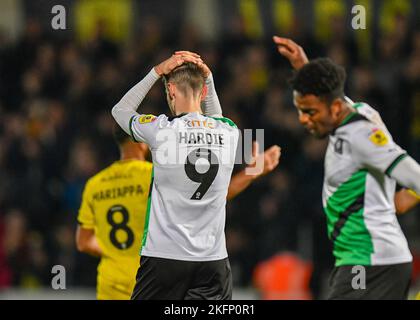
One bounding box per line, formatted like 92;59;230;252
323;102;412;266
130;111;239;261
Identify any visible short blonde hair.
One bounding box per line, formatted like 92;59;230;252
163;62;206;97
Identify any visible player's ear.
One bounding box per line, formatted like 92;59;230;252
200;84;208;102
330;98;342;120
167;83;176;100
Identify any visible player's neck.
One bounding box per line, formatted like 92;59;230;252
120;150;145;162
336;102;356;127
173;96;202;115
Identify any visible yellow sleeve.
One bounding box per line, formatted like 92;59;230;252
77;180;95;229
407;189;420;200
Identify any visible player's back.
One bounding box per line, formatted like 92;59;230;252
78;159;153;289
132;112;239;261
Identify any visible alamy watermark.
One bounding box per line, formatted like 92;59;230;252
51;5;66;30
352;5;366;30
51;265;66;290
50;4;367;32
152;128;265;175
351;265;366;290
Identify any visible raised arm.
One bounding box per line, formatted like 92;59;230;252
112;53;203;134
395;188;420;214
202;73;223;117
112;68;161;135
273;36;309;70
390;156;420;203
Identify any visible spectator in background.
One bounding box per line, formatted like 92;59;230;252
0;3;419;298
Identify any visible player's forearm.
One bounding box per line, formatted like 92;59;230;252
395;189;420;214
77;236;102;257
112;68;160;134
227;169;258;200
76;227;103;257
79;240;103;257
202;73;223;117
390;156;420;195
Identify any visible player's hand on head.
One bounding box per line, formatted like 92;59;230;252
154;52;203;76
273;36;309;70
196;61;211;78
175;51;211;78
174;50;201;59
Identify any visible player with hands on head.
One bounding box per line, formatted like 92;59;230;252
112;50;280;300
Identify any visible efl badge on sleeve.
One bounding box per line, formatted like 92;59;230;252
369;128;388;146
139;115;156;124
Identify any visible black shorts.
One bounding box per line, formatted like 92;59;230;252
131;256;233;300
327;262;412;300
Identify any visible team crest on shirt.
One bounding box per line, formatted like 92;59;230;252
334;138;344;154
369;128;388;146
139;115;156;124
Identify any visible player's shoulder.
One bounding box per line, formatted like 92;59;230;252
337;111;370;135
353;101;374;113
348;118;392;150
336;110;378;144
134;114;167;125
88;160;153;185
354;102;385;126
126;159;153;172
206;115;238;129
85;163;116;188
108;159;153;174
165;112;238;130
111;160;153;184
81;170;106;195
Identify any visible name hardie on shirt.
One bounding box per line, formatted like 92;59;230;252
154;128;237;166
178;131;224;145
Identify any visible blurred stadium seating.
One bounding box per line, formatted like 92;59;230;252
0;0;419;299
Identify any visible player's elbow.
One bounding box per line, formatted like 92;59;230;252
111;104;120;121
111;104;130;133
396;202;415;215
395;203;407;215
75;236;88;253
75;228;90;253
226;190;234;201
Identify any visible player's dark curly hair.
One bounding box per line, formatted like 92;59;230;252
163;62;206;97
290;58;346;104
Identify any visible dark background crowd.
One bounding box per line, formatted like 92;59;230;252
0;0;419;299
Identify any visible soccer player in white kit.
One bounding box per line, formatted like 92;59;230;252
112;53;239;299
273;37;420;299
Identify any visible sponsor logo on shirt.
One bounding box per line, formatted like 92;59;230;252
183;119;215;129
139;115;156;124
334;138;344;154
369;128;388;146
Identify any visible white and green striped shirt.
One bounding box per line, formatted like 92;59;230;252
323;102;412;266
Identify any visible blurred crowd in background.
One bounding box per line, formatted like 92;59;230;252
0;0;419;299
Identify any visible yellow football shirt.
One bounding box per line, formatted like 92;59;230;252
77;159;153;299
